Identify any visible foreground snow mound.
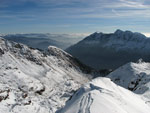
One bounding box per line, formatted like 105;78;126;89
66;29;150;69
58;77;150;113
108;61;150;100
0;38;90;113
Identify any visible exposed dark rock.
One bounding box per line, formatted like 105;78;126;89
14;43;22;49
0;48;4;55
35;86;45;95
24;100;31;105
22;93;28;98
0;89;10;102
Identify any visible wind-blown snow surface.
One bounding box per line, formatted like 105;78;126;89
58;77;150;113
66;29;150;69
0;38;90;113
107;61;150;101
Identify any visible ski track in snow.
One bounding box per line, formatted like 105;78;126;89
78;93;93;113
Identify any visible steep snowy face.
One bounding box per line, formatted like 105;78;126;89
66;30;150;70
58;77;150;113
107;61;150;100
0;38;90;113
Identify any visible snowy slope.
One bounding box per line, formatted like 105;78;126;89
58;77;150;113
66;29;150;69
0;38;90;113
107;61;150;101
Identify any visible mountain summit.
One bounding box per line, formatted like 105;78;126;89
66;30;150;70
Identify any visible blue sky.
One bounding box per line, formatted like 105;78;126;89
0;0;150;36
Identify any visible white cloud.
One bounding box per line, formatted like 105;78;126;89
1;0;150;21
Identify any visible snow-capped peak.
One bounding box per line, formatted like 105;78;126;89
83;29;147;42
114;29;124;35
114;29;147;40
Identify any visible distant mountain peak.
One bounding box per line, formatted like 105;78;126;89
114;29;124;34
114;29;146;39
66;29;150;70
83;29;147;42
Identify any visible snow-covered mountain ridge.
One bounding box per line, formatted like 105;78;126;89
0;37;91;113
66;29;150;69
85;29;149;51
58;77;150;113
107;61;150;101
